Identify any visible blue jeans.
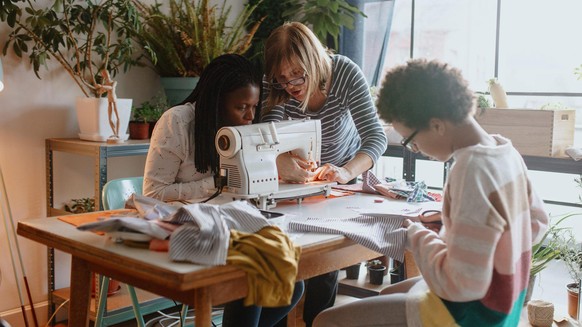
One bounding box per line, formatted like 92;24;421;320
274;270;339;327
222;281;305;327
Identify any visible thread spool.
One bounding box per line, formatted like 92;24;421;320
527;299;554;327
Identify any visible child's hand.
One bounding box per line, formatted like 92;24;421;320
419;210;442;233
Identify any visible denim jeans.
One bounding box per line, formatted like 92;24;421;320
222;281;305;327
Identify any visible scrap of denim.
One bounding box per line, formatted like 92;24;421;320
363;170;434;203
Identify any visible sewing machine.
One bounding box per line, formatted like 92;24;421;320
215;119;335;209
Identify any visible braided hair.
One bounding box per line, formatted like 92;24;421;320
180;54;262;174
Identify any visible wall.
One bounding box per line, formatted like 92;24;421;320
0;0;242;325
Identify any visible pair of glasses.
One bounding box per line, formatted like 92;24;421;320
271;74;307;90
400;129;419;152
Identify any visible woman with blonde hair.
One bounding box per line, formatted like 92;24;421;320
261;22;387;327
262;21;387;185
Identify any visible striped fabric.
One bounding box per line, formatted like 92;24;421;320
168;201;271;265
362;170;382;193
288;214;407;262
261;55;387;167
405;135;549;327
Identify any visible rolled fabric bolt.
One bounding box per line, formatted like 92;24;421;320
527;299;554;327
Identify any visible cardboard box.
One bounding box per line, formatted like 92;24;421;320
474;108;575;157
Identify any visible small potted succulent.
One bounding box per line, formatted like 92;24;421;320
128;94;167;139
366;259;386;285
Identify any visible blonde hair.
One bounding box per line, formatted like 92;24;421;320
264;22;333;113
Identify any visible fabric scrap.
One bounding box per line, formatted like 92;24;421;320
288;214;407;262
227;226;301;307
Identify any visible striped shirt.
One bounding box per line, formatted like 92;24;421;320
405;135;549;327
261;55;387;167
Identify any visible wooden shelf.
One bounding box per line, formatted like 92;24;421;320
337;264;389;298
53;285;177;322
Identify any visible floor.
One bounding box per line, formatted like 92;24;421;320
101;259;580;327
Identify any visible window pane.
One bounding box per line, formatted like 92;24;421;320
379;0;412;85
411;0;497;92
499;0;582;93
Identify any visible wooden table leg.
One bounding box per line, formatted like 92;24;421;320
194;288;212;327
69;257;91;327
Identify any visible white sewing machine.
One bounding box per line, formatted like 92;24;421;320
215;119;335;209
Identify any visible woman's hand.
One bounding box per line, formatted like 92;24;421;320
276;152;317;183
315;163;353;184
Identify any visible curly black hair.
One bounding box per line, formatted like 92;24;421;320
376;59;475;129
180;54;262;174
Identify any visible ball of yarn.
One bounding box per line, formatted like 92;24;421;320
527;299;554;327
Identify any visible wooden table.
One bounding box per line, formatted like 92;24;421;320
17;193;414;327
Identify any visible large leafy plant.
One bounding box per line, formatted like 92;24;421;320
131;0;263;77
0;0;145;98
282;0;365;49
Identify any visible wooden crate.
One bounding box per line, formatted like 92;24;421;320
474;108;575;157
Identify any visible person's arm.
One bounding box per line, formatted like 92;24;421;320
316;153;372;184
317;57;387;183
143;107;214;201
407;166;505;302
344;59;387;168
528;179;549;244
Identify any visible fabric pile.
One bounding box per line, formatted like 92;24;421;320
362;170;441;202
76;195;301;306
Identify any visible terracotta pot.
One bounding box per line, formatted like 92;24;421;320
128;121;150;140
148;120;158;138
567;282;580;319
368;265;386;285
91;273;121;297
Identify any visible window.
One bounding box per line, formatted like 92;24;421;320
357;0;582;205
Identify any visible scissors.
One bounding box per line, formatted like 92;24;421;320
420;210;442;231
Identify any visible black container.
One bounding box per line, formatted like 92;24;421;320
345;263;361;279
368;265;386;285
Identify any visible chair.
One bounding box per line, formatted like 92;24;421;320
96;177;185;326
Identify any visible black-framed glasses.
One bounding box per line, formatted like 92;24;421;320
271;74;307;90
400;129;419;152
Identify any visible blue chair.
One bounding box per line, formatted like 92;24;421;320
95;177;186;326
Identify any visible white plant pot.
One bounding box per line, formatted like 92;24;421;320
76;97;132;142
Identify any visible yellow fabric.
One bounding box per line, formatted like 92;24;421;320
227;225;301;307
418;290;458;327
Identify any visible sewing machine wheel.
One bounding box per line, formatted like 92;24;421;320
215;127;241;158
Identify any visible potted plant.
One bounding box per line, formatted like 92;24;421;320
281;0;365;49
344;263;361;280
0;0;147;142
131;0;263;106
244;0;365;67
554;228;582;319
128;94;166;139
527;213;577;305
366;259;386;285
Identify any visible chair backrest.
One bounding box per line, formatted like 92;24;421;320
102;176;144;210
